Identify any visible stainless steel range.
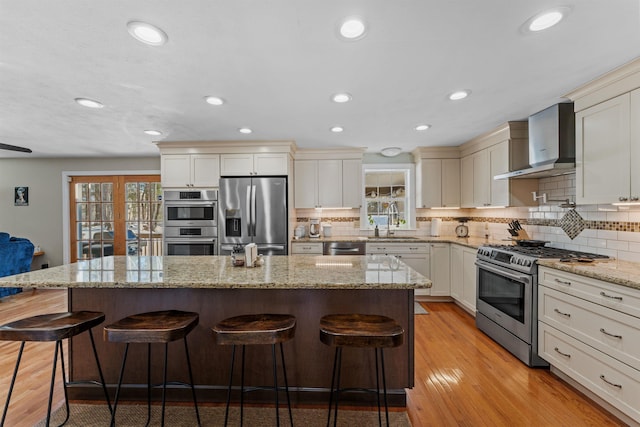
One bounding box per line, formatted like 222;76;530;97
475;244;608;367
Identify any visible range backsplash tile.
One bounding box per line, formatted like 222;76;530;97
558;209;586;240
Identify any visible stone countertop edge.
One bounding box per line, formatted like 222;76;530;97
538;259;640;291
292;235;502;249
0;255;432;290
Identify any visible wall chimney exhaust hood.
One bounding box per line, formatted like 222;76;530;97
494;103;575;180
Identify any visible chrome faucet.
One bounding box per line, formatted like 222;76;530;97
386;201;399;237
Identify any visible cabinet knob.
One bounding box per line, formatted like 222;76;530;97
619;196;628;202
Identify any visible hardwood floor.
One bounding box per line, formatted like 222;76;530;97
0;291;628;426
407;302;627;427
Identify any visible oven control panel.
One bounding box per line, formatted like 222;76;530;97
477;247;537;274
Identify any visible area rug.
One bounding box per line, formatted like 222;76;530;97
414;301;428;314
36;403;412;426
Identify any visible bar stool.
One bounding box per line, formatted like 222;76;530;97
213;313;296;427
103;310;200;427
0;311;112;427
319;313;404;427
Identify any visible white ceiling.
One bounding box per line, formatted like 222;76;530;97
1;1;639;158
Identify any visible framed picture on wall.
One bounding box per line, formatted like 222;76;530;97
14;186;28;206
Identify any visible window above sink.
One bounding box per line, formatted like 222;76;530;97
361;164;415;231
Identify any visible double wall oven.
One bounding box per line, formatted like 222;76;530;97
476;244;608;367
164;190;217;256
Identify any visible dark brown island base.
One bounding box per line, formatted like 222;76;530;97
0;255;430;406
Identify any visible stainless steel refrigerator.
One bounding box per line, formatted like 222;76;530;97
218;176;288;255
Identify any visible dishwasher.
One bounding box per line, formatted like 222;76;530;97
323;241;366;255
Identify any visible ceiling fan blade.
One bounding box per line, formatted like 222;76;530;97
0;143;32;153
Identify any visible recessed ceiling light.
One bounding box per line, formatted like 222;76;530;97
127;21;168;46
415;124;431;131
143;130;162;136
525;7;570;32
330;126;344;133
332;93;352;103
238;127;252;134
204;96;225;106
449;90;470;101
75;98;104;109
339;18;367;40
380;147;402;157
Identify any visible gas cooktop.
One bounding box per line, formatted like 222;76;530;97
477;244;609;274
481;244;610;260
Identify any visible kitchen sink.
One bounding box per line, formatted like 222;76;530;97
366;236;420;240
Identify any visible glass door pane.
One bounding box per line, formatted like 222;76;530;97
70;176;162;262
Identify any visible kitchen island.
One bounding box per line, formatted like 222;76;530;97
0;255;430;405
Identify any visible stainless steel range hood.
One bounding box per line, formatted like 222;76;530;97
495;103;575;180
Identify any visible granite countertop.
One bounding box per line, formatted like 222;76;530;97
538;258;640;291
0;255;431;290
292;235;505;249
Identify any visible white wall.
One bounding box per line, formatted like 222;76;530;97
0;157;160;268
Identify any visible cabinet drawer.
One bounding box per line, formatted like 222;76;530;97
539;266;640;319
291;243;323;254
540;285;640;370
539;323;640;421
366;243;429;254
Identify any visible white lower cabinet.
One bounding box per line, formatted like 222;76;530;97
429;243;450;297
291;242;323;254
449;244;477;314
538;266;640;422
366;243;430;296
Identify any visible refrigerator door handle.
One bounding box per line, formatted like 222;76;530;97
251;184;257;237
246;184;252;237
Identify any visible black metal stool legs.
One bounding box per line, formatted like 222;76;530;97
223;343;293;427
1;342;25;427
87;329;112;415
183;337;201;426
110;343;130;427
327;347;391;427
224;345;236;427
326;347;343;427
54;340;71;427
279;342;294;427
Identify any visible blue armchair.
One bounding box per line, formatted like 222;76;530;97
0;232;35;298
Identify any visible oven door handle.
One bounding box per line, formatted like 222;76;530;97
165;238;217;243
475;259;531;284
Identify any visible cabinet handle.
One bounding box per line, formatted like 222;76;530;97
631;196;639;201
599;328;622;339
554;278;572;286
553;308;571;318
618;196;628;202
599;291;622;301
599;375;622;389
554;347;571;358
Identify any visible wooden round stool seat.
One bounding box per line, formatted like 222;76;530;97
104;310;201;427
0;311;111;427
0;311;105;342
103;310;199;343
319;314;405;427
319;314;404;348
213;313;296;345
213;314;296;427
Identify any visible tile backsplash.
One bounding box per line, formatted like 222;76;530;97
295;173;640;262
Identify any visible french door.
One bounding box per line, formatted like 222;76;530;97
69;175;163;262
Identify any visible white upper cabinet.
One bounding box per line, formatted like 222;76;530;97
575;92;634;204
413;148;460;208
220;153;289;176
294;150;364;209
460;122;536;208
161;154;220;188
461;149;490;208
294;159;343;208
342;159;362;208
